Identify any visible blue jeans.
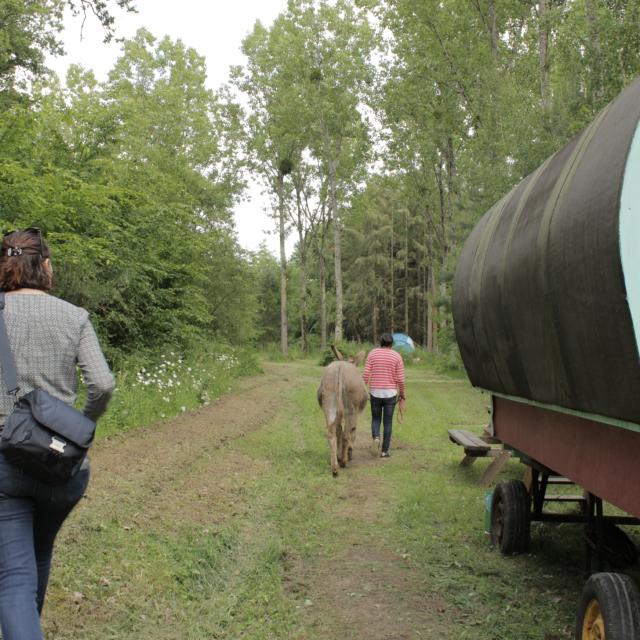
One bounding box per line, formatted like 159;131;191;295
370;395;397;453
0;453;89;640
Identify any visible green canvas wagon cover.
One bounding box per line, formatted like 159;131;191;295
453;77;640;428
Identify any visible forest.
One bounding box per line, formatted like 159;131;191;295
1;0;640;364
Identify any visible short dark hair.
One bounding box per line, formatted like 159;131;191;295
379;333;394;347
0;229;53;292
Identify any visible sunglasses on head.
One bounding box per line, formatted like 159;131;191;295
3;227;45;257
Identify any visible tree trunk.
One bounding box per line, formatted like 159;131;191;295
295;185;308;352
440;274;448;332
426;264;433;351
434;142;456;339
389;208;395;332
538;0;551;110
319;250;327;350
434;160;447;339
404;209;409;334
422;264;428;348
277;173;288;356
333;215;343;343
473;0;498;57
372;300;378;344
299;239;308;352
585;0;603;104
329;159;343;343
422;219;429;347
430;267;438;352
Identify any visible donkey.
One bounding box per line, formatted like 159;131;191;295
317;346;369;476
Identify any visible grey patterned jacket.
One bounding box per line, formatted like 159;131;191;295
0;293;115;424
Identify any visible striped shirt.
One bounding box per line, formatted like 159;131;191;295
0;293;115;424
362;347;406;399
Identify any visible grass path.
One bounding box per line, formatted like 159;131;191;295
40;360;624;639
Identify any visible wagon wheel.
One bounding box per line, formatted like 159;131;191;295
576;572;640;639
490;480;530;554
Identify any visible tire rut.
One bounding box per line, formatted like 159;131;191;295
84;364;305;524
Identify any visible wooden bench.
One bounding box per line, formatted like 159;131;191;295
448;428;511;487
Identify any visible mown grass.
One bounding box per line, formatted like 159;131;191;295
46;359;639;639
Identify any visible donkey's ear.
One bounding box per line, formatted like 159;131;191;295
352;350;366;367
331;344;344;361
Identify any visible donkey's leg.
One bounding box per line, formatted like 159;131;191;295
328;421;339;476
345;411;358;461
337;423;347;467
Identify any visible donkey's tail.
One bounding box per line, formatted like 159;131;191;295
336;364;345;425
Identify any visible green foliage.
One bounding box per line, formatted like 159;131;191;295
290;0;640;356
0;22;254;357
0;1;137;107
250;247;281;344
0;0;63;105
316;349;331;366
259;340;319;363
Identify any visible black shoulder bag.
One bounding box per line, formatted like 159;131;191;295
0;291;96;484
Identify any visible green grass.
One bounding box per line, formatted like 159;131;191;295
386;374;579;638
44;359;639;639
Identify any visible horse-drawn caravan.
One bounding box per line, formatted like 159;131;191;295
453;78;640;639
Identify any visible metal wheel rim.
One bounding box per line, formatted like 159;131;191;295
582;598;606;640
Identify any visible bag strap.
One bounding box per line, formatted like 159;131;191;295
0;292;20;395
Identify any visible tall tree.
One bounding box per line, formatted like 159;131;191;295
237;0;373;348
299;0;374;342
235;16;312;355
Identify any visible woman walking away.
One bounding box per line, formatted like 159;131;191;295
0;229;115;640
363;333;406;458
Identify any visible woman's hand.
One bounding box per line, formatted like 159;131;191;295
397;397;406;422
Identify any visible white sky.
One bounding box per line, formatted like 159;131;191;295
50;0;291;255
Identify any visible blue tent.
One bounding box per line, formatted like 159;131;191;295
392;333;415;353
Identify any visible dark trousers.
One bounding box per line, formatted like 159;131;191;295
0;453;89;640
370;395;397;453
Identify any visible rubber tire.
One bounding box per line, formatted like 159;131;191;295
490;480;530;554
575;572;640;639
